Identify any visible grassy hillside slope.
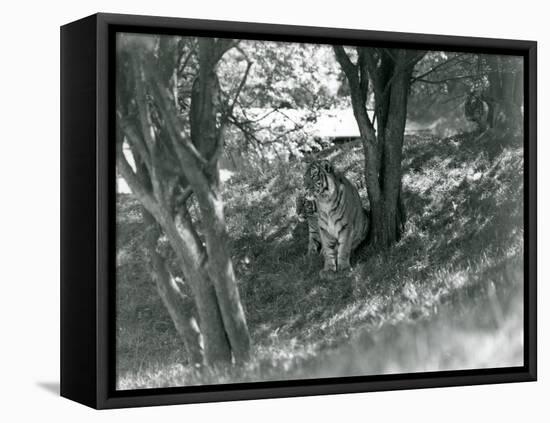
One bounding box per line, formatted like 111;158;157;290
116;131;524;389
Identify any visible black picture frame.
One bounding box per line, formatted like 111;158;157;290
60;12;537;409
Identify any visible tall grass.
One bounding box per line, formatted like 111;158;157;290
116;131;524;389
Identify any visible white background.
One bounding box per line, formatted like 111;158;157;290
1;0;546;421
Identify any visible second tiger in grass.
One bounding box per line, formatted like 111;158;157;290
296;194;322;255
304;159;369;278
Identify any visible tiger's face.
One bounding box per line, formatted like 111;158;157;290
304;160;335;200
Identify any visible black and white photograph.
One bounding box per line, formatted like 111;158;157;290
115;32;526;390
3;0;548;418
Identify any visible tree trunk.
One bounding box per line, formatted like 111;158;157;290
378;62;410;245
189;39;251;363
142;209;203;366
162;209;233;367
500;60;523;133
133;149;232;367
340;48;416;248
485;56;523;133
117;35;251;368
199;191;251;363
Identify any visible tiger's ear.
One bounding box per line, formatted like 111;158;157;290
321;160;333;173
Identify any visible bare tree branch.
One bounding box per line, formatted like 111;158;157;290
178;186;194;205
333;46;359;87
204;49;254;169
236;105;280;124
411;53;467;83
116;139;160;219
415;73;486;85
214;38;239;62
378;50;426;102
358;49;370;105
228;115;264;147
383;48;398;63
407;50;427;66
225;60;253;119
177;46;196;76
131;57;156;153
361;48;383;98
334;46;377;143
147;67;209;170
118;116;152;173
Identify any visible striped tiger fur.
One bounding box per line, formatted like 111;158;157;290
304;159;369;276
296;194;322;255
465;92;489;131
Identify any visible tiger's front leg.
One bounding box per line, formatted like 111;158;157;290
307;223;322;255
308;236;321;255
336;228;353;272
319;230;338;279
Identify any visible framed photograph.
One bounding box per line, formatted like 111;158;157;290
61;13;537;409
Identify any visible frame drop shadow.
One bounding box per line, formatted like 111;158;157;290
36;381;60;396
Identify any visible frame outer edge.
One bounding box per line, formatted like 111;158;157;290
60;14;99;409
97;12;111;409
527;42;537;380
85;12;537;409
95;12;536;49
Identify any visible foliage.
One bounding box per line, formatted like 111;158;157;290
220;41;348;168
222;41;345;110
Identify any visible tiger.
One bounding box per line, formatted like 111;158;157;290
304;159;369;278
465;91;489;132
296;194;322;255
